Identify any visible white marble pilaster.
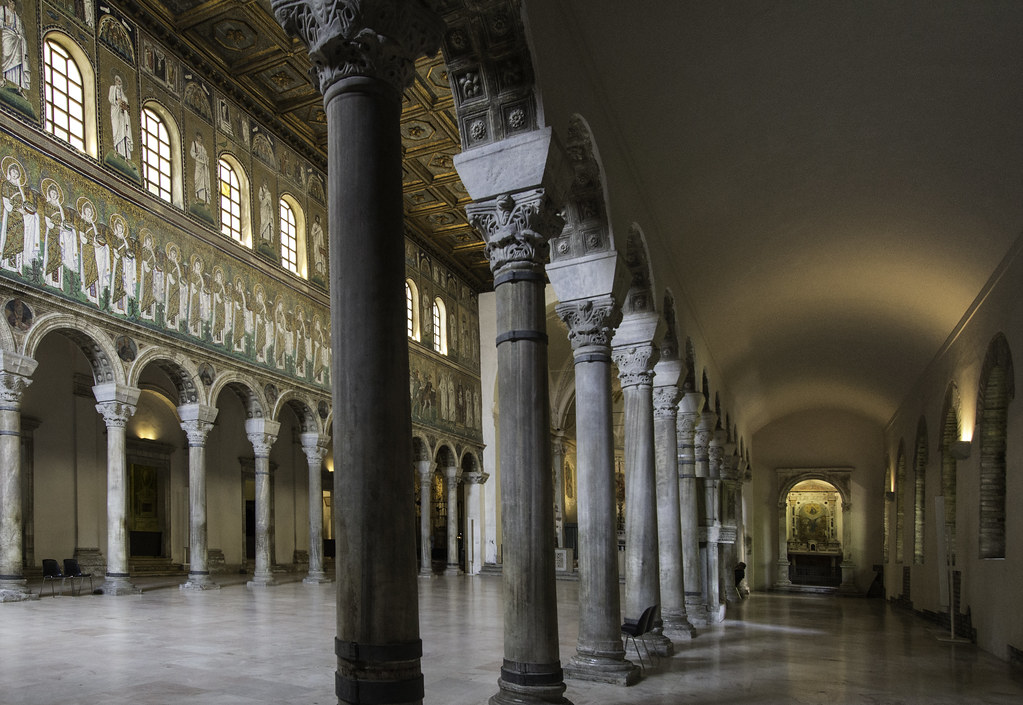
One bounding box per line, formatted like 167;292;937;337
0;352;37;602
442;463;463;575
179;403;220;591
462;470;489;575
301;432;332;584
245;417;280;589
94;382;141;596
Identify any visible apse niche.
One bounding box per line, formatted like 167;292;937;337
785;479;843;586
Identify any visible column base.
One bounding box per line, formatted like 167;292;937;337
418;568;434;579
101;576;140;596
247;574;278;589
0;578;38;602
685;597;709;626
661;611;697;640
443;564;463;576
490;680;571;705
640;629;675;657
706;603;726;623
838;561;858;594
180;573;221;591
563;654;640;686
303;571;334;584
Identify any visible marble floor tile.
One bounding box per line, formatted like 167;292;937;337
2;574;1021;704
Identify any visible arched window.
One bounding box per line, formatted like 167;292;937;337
432;297;447;354
895;446;906;563
278;194;307;277
42;35;97;157
217;156;251;246
977;333;1013;559
140;107;172;203
883;462;892;564
913;418;927;565
406;279;421;341
939;384;961;562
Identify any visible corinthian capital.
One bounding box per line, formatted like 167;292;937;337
466;190;563;275
245;418;282;459
0;371;32;408
652;385;681;418
96;401;136;428
272;0;444;95
612;343;658;388
555;295;621;353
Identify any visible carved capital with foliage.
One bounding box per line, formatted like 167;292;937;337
612;343;658;389
467;189;563;275
556;295;621;353
0;371;32;409
247;432;278;459
181;418;215;448
95;400;136;428
652;385;681;419
273;0;444;95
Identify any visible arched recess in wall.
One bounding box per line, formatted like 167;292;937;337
42;31;99;158
976;332;1014;559
22;311;124;385
883;454;892;564
895;440;906;564
938;382;962;561
913;417;927;565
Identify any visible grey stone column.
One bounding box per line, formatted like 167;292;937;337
246;417;280;588
94;382;140;596
460;127;571;704
704;427;724;622
557;296;639;686
613;323;672;658
0;353;36;602
20;416;39;572
652;360;694;640
179;403;220;591
692;407;714;621
301;432;332;584
775;496;794;588
552;430;566;549
442;463;462;575
677;392;706;624
416;460;434;577
838;500;858;594
274;5;441;701
719;445;738;603
463;470;489;575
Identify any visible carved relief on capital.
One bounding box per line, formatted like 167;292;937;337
273;0;444;95
95;401;137;428
677;412;699;442
247;432;278;459
555;295;621;352
462;470;489;485
612;343;658;388
0;371;32;408
652;385;681;418
467;190;563;274
303;443;328;465
181;418;215;448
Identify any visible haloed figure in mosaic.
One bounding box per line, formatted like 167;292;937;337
109;74;133;161
0;0;30;93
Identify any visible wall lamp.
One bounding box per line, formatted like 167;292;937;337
949;440;972;461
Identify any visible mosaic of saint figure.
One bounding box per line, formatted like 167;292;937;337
164;241;183;327
251;285;269;361
258;181;273;243
189;132;210;205
187;254;205;336
108;74;133;161
0;159;33;271
272;297;289;368
42;180;71;286
210;266;227;344
108;215;135;312
310;214;325;278
231;276;247;351
136;231;157;319
1;0;30;93
76;199;100;301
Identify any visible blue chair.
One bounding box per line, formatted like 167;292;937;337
41;559;66;597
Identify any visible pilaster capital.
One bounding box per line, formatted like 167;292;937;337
300;431;330;464
551;430;566;456
0;352;36;408
555;295;621;354
178;404;219;448
414;459;435;478
612;342;658;388
245;418;281;458
93;383;141;428
467;189;563;276
652;384;681;418
462;470;489;485
441;463;461;482
272;0;444;97
694;409;716;460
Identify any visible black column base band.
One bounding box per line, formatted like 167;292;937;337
336;637;423;662
188;570;210;576
0;574;24;580
496;329;548;346
106;572;130;578
500;659;564;687
494;269;545;287
574;352;611;364
336;672;424;705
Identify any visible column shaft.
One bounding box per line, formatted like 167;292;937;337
0;361;33;600
443;466;462;575
94;384;139;596
416;464;433;576
302;433;331;584
678;393;707;624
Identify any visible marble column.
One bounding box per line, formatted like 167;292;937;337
273;4;440;701
246;417;280;589
557;296;639;686
463;470;489;575
301;432;332;584
416;460;434;577
459;124;572;703
552;430;566;549
613;322;672;658
94;382;140;596
775;496;793;588
652;360;694;640
179;403;220;591
839;500;858;593
678;392;707;625
719;445;738;603
442;463;462;575
693;409;715;620
0;352;36;602
704;427;725;622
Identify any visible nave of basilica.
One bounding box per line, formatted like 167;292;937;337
2;2;1023;705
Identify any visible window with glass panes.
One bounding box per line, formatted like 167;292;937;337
141;108;172;203
280;199;299;274
43;40;86;153
218;159;242;242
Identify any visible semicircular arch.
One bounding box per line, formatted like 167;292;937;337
21;311;125;385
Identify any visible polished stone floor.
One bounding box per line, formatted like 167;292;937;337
3;574;1022;704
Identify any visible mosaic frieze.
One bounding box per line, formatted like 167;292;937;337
410;353;482;441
